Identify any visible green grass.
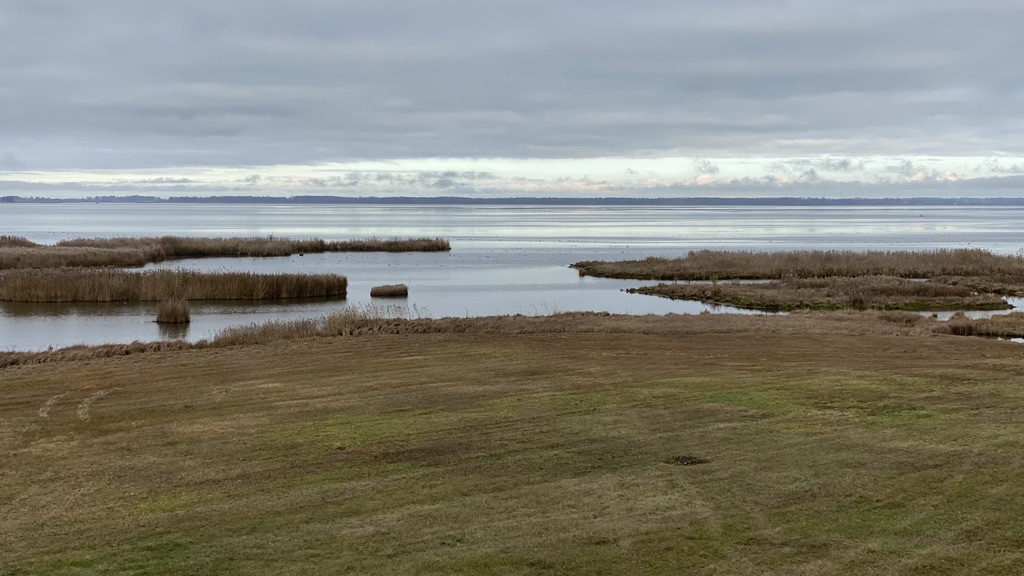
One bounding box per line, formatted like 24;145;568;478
3;326;1024;574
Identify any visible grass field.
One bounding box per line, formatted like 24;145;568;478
3;315;1024;574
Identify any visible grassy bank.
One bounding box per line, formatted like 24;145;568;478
574;249;1024;285
630;276;1013;312
3;318;1024;574
6;308;1023;368
0;269;347;302
0;235;450;269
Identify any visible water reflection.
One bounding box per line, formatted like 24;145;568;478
157;322;190;341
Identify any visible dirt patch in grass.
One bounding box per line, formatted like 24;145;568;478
668;455;711;466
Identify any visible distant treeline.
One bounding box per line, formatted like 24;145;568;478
5;195;1024;206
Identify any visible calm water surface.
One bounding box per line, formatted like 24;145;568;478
2;203;1022;351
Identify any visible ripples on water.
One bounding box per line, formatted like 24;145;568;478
2;203;1023;351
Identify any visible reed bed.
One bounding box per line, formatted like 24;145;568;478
0;235;450;269
155;299;191;324
370;283;409;298
575;249;1024;282
630;276;1012;312
937;311;1024;338
0;235;38;248
0;269;347;302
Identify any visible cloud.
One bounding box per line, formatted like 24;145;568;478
1;1;1022;174
0;153;23;171
4;154;1024;199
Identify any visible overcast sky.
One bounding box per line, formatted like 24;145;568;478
2;0;1023;197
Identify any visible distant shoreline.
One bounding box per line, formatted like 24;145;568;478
4;195;1024;206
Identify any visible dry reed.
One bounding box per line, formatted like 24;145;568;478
0;235;450;269
156;299;191;324
935;311;1024;338
575;249;1024;282
0;269;347;302
370;283;409;298
630;276;1012;312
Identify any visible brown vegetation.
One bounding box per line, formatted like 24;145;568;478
0;235;37;248
630;276;1012;312
936;311;1024;338
0;269;347;302
370;283;409;298
0;235;451;269
574;249;1024;286
1;308;1021;369
155;299;191;324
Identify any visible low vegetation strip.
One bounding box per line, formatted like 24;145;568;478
7;308;1023;369
574;249;1024;282
0;269;347;302
630;276;1012;312
0;235;450;269
3;329;1024;574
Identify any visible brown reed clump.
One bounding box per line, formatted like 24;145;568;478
0;269;347;302
934;311;1024;338
629;276;1012;312
156;299;191;324
370;284;409;298
0;235;451;269
574;249;1024;283
0;235;37;248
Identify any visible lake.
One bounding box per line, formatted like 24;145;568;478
2;202;1023;351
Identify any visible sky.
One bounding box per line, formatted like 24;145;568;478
2;0;1023;198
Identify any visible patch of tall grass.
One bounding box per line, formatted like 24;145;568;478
0;269;347;302
0;235;450;269
156;299;191;324
0;235;37;248
370;284;409;298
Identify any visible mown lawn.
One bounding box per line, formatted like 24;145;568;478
3;329;1024;574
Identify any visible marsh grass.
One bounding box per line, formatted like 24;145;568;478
0;235;37;248
0;235;450;269
938;311;1024;338
631;276;1012;312
155;299;191;324
0;269;347;302
575;249;1024;283
370;283;409;298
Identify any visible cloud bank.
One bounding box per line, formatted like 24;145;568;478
2;1;1022;196
5;155;1024;199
